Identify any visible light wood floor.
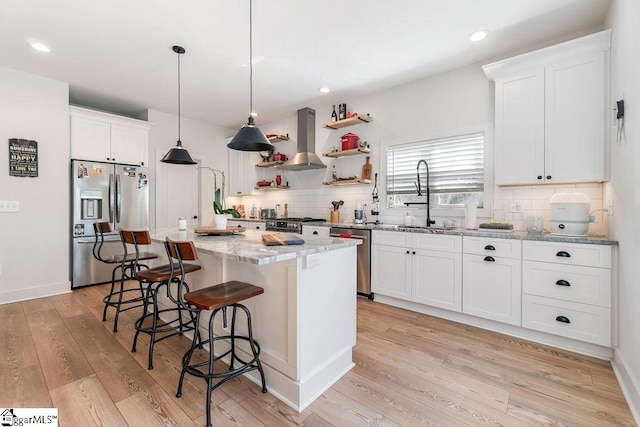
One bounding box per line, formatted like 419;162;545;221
0;283;635;426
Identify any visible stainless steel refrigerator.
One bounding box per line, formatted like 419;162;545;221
70;160;149;288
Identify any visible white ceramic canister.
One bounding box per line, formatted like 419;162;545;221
178;217;187;230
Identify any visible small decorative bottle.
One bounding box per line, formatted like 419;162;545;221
331;165;337;181
331;105;338;122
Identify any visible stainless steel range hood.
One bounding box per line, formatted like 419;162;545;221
280;107;326;170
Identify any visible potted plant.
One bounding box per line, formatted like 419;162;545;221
212;188;240;229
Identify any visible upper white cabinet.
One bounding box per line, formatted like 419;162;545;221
228;147;260;196
483;30;610;186
70;106;151;166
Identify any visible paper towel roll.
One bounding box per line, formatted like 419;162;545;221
465;202;477;229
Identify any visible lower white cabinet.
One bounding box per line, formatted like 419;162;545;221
372;231;462;311
462;237;522;325
227;220;265;231
302;225;329;238
521;240;612;346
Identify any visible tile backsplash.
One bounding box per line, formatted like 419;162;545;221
226;182;607;236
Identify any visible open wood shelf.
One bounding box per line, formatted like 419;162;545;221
255;185;290;190
256;160;285;168
267;134;290;143
323;114;373;130
322;179;371;186
323;147;372;158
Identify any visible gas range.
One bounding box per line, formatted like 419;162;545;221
265;217;326;234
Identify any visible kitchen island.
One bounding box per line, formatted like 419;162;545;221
148;228;360;412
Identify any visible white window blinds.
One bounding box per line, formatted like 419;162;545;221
387;132;484;195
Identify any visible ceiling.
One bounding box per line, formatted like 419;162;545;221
0;0;611;129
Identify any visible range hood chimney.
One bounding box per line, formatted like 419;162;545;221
280;107;326;170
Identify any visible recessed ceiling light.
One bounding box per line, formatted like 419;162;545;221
468;29;489;42
318;87;330;94
27;40;51;52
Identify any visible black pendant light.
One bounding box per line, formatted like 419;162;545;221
161;45;197;165
227;0;273;152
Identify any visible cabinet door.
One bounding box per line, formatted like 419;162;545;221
371;244;411;300
110;124;146;165
70;115;111;162
412;249;462;312
544;52;605;183
463;254;522;325
494;68;545;185
228;149;259;195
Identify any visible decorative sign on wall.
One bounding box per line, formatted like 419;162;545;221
9;138;38;177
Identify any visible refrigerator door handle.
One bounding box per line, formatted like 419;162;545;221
116;173;121;223
108;173;115;223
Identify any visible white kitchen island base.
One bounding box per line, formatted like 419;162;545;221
149;229;358;412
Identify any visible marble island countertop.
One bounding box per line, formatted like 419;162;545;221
149;227;361;265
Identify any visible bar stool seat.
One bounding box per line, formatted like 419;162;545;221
167;240;267;427
93;223;158;332
131;245;202;370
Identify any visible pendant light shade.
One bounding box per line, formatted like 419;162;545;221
161;45;197;165
227;0;273;152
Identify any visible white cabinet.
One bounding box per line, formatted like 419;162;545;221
463;237;522;325
521;240;612;346
228;148;260;195
302;225;329;238
227;220;265;231
484;30;610;185
70;106;151;166
372;231;462;311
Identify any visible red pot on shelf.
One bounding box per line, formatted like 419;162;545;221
341;133;359;150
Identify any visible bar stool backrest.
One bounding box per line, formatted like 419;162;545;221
166;238;199;310
119;230;152;269
93;221;114;262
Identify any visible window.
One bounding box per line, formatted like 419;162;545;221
386;132;484;208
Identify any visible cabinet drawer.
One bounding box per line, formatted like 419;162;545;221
463;236;521;259
412;234;462;253
522;295;611;347
523;261;610;307
373;230;411;247
522;240;611;268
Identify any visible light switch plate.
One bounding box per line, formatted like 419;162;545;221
0;200;19;212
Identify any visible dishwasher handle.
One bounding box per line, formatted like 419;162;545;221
330;233;366;240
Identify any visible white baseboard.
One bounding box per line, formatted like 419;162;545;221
612;349;640;425
0;281;70;305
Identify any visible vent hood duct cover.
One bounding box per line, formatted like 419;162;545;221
280;107;326;170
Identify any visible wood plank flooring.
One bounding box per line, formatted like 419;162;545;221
0;283;634;426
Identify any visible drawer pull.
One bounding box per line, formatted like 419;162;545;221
313;231;318;235
483;256;495;262
555;315;571;324
555;279;571;287
556;251;571;258
484;245;496;251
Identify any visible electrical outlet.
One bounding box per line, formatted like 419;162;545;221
509;201;522;213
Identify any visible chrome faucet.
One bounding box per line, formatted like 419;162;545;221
415;160;435;227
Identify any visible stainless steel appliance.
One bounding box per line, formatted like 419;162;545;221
265;217;325;234
330;227;373;299
70;160;150;288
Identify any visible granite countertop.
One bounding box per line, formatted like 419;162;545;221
230;219;617;245
148;228;361;265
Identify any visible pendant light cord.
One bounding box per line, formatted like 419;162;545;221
249;0;253;119
177;50;182;143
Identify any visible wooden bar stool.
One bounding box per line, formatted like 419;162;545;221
167;239;267;427
131;237;202;370
93;222;158;332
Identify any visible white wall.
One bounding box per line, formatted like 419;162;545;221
605;0;640;420
229;64;606;234
0;67;70;303
142;109;235;227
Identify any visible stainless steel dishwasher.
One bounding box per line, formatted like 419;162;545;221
330;227;373;299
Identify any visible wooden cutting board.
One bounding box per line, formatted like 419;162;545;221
262;234;305;246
